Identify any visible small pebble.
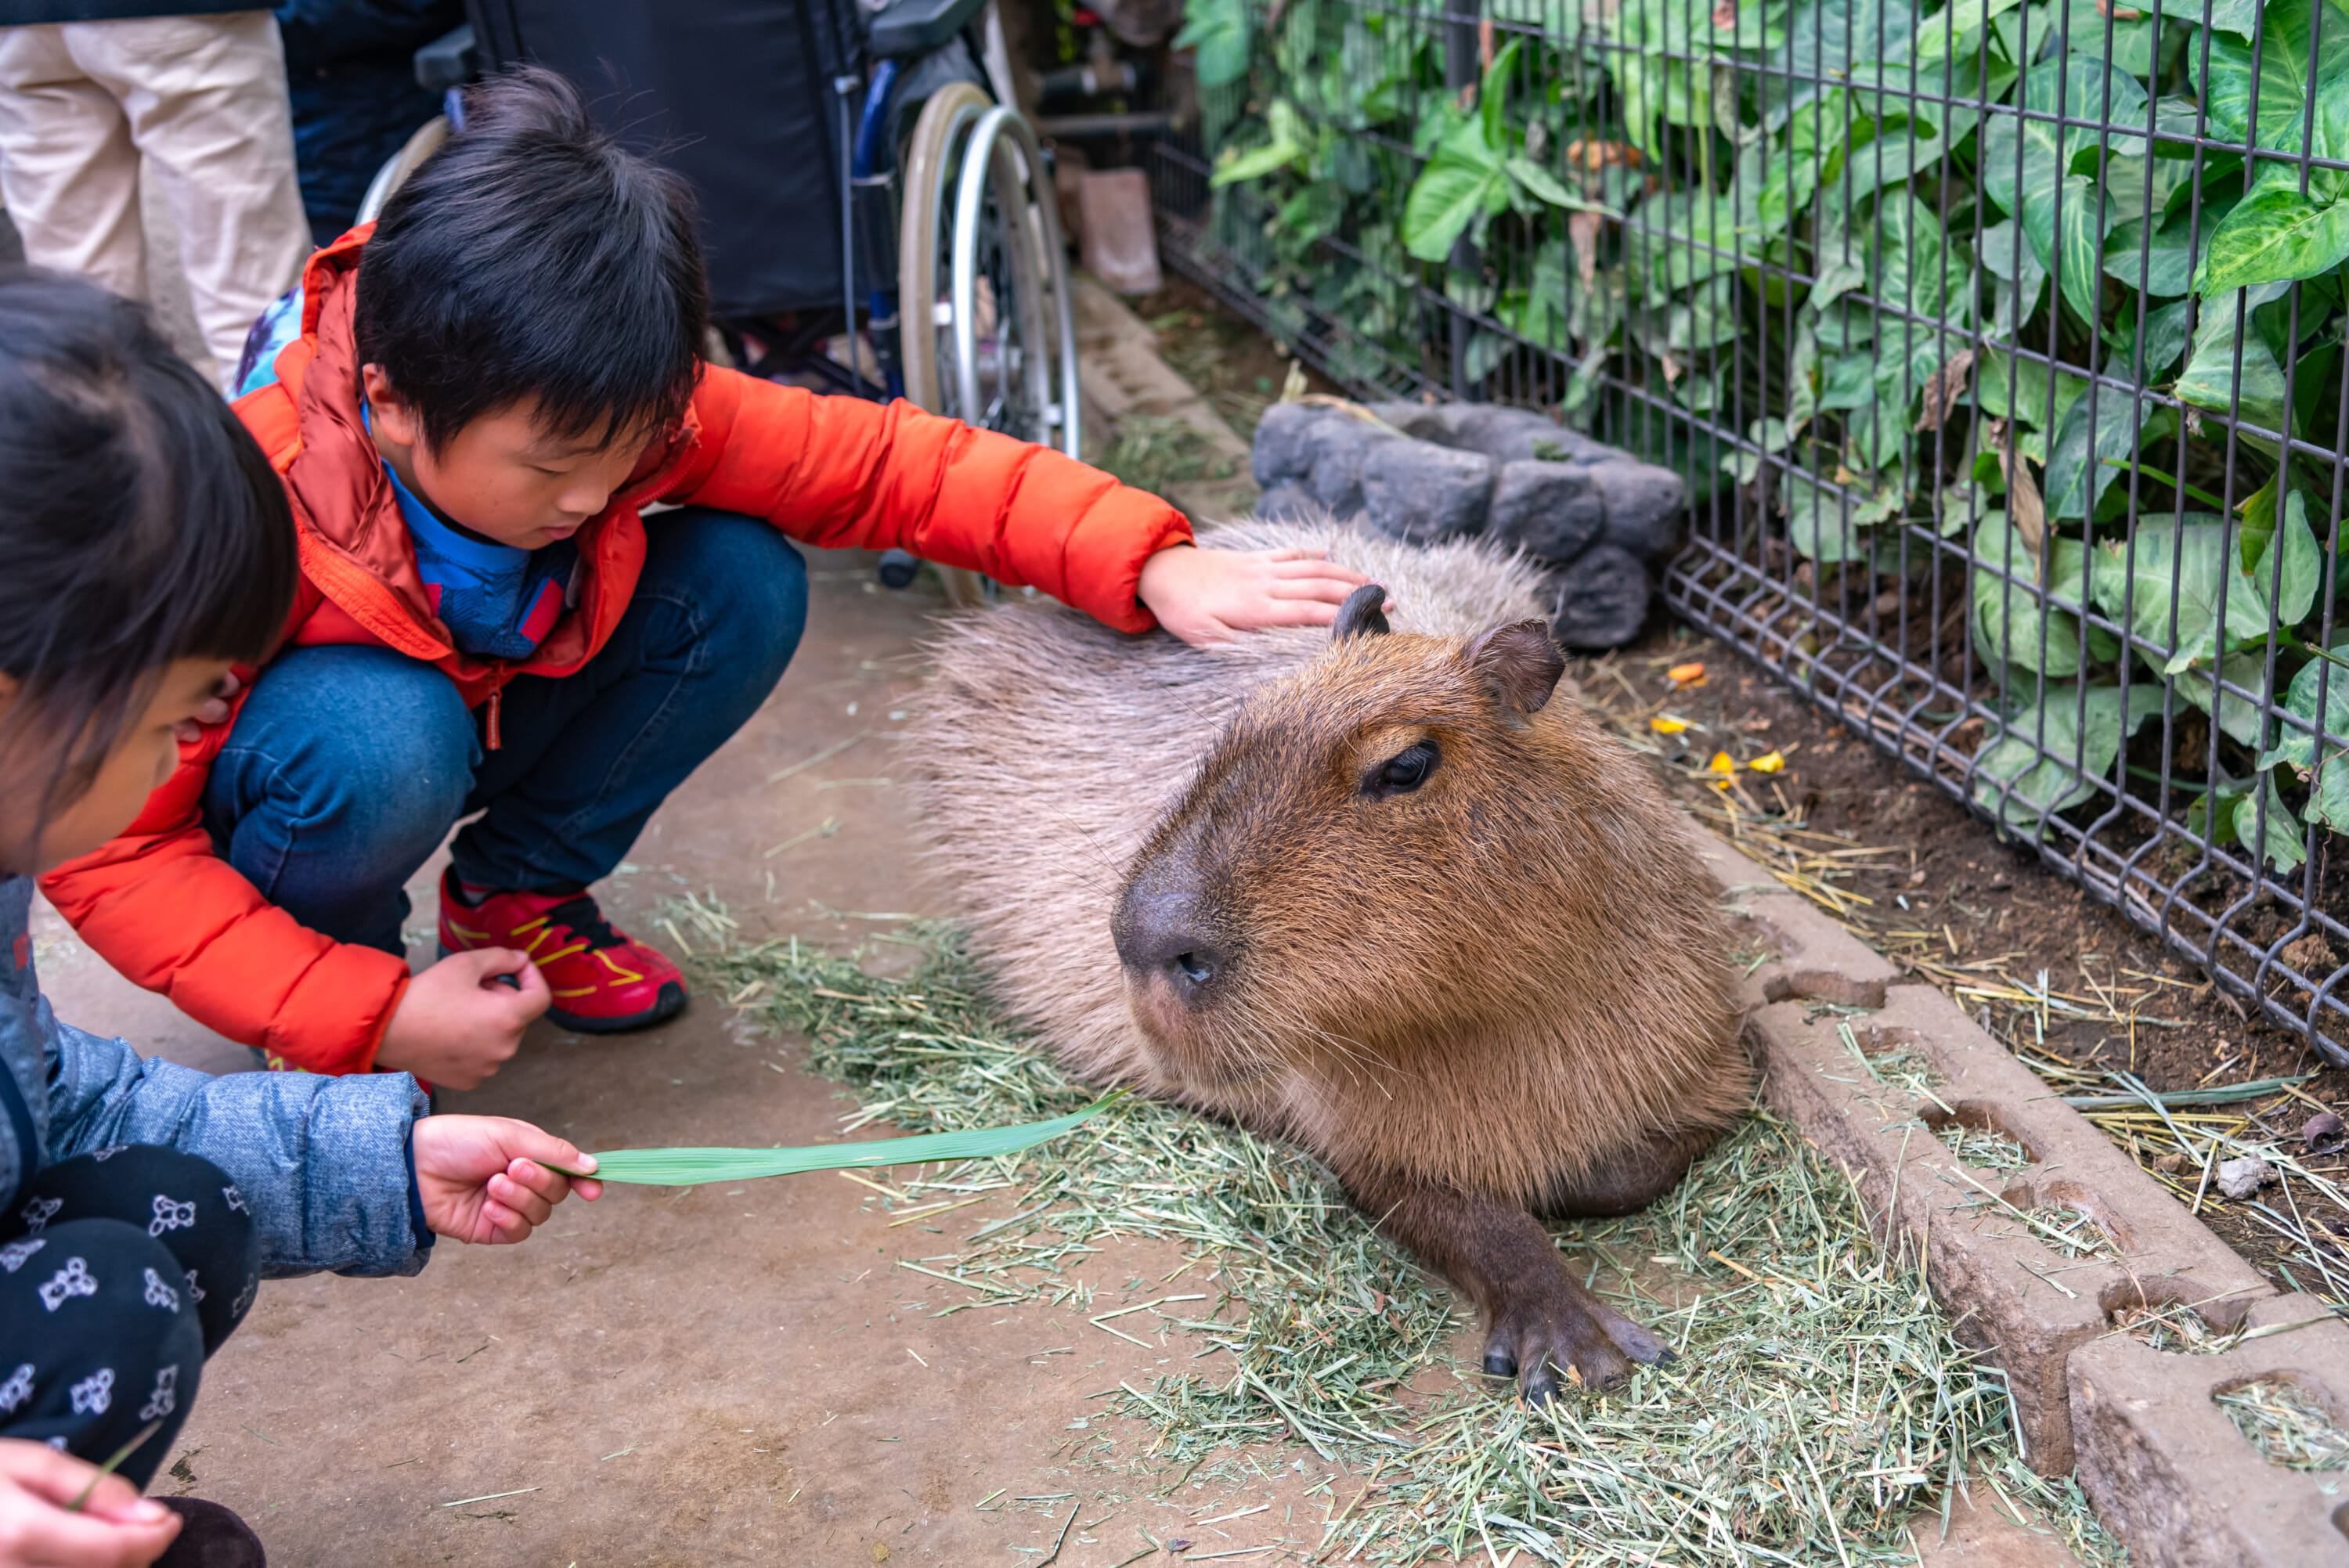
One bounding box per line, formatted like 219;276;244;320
2304;1111;2347;1149
2155;1152;2188;1174
2217;1155;2279;1199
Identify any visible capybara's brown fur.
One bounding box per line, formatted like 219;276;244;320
907;517;1750;1396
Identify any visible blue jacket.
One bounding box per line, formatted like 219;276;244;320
0;875;430;1278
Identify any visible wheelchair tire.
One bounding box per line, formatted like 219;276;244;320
896;83;994;609
356;114;451;226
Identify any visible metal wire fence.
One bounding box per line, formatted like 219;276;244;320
1145;0;2349;1062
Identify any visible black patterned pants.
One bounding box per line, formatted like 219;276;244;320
0;1146;260;1488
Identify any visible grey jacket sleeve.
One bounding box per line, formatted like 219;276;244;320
44;1022;431;1280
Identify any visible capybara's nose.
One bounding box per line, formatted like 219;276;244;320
1113;889;1228;1001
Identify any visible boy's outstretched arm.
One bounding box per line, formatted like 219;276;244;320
665;370;1372;643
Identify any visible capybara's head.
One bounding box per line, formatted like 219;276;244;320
1111;582;1676;1090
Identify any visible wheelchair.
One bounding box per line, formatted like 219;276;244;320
362;0;1081;607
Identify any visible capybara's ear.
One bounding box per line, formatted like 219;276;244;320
1465;620;1565;722
1332;582;1391;641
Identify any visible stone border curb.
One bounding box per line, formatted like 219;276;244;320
1677;820;2349;1561
2070;1292;2349;1566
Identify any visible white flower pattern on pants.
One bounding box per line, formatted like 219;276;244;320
137;1366;177;1422
67;1369;111;1416
142;1267;179;1313
37;1256;96;1312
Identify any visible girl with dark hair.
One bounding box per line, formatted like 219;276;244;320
0;268;604;1568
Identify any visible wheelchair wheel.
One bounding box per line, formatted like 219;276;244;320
897;82;990;421
947;108;1055;447
898;88;1080;609
897;84;994;608
356;114;450;225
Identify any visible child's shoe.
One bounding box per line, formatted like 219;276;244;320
438;871;687;1033
155;1497;265;1566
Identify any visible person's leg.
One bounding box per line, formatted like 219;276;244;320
204;645;478;959
455;510;809;889
71;12;310;388
0;1217;204;1491
438;510;806;1030
9;1148;262;1356
0;23;148;303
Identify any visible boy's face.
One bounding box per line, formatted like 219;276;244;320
363;365;657;550
0;658;234;875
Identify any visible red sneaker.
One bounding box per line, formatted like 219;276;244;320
438;871;687;1033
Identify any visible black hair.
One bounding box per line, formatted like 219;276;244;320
0;267;298;825
353;65;709;454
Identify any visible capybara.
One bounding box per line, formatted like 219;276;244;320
906;516;1749;1398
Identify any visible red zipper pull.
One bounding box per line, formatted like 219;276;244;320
485;688;503;751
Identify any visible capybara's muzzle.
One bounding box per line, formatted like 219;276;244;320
1111;878;1227;1009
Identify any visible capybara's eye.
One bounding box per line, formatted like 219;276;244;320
1369;741;1438;798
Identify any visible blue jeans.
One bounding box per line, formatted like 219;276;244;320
203;510;808;957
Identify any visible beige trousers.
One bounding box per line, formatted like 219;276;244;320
0;13;309;390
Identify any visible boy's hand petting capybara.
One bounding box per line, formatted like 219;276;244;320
911;518;1750;1402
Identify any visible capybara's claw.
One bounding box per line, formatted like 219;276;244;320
1484;1281;1669;1402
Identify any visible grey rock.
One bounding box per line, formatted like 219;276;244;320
1365;402;1445;442
1250;401;1322;487
1488;460;1604;563
1362;438;1494;542
2216;1156;2279;1199
1547;544;1651;649
1252;481;1317;521
1366;401;1603;465
1303;419;1400;517
1243;400;1685;647
1589;462;1687;557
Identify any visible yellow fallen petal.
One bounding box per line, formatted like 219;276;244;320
1707;751;1737;774
1749;751;1786;773
1668;661;1707;687
1651;715;1690;734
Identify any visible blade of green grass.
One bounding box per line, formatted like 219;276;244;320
548;1092;1124;1184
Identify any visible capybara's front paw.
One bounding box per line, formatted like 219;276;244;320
1480;1272;1670;1403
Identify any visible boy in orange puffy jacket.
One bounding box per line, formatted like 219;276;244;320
40;67;1370;1094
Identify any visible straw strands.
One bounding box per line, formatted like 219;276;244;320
2214;1380;2349;1472
707;926;2124;1566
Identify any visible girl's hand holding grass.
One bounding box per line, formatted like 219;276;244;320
0;1440;178;1567
1138;544;1384;647
411;1116;601;1245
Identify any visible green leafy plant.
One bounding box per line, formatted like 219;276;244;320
1188;0;2347;867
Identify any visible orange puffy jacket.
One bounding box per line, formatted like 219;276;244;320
40;229;1190;1076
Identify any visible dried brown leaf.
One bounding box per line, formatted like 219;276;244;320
1914;346;1976;433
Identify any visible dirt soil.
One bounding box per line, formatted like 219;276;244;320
1572;623;2349;1293
1127;276;1341;444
